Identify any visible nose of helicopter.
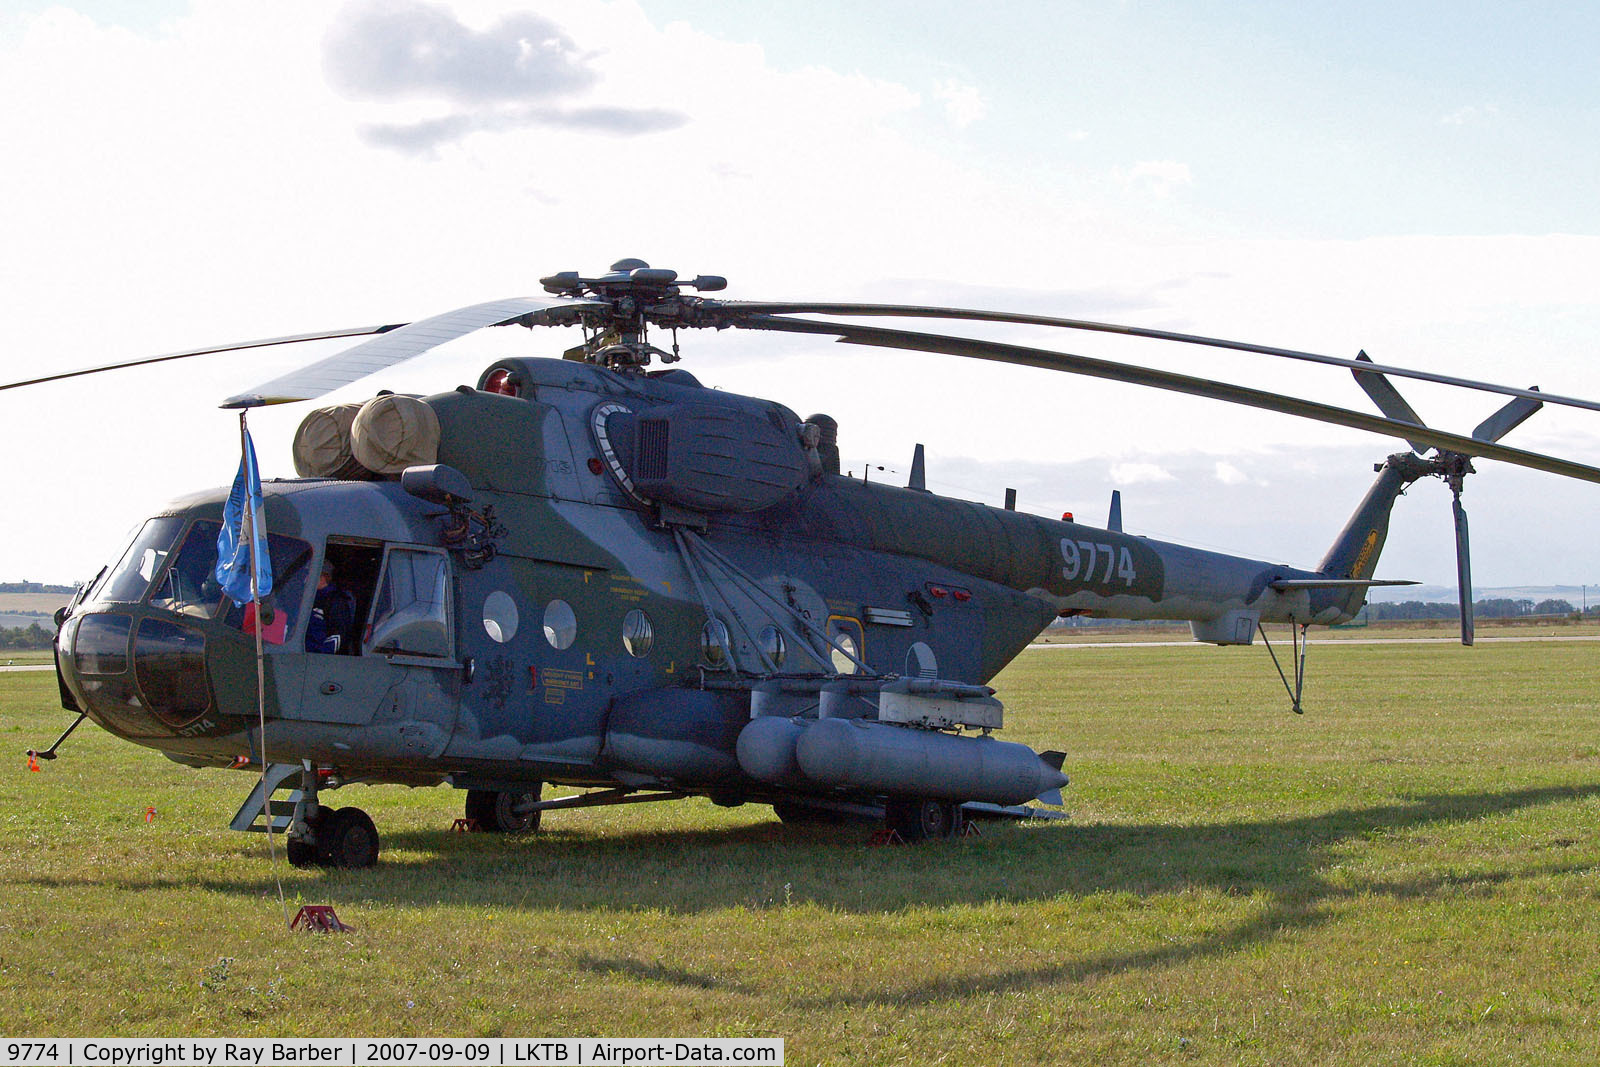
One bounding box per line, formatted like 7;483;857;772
57;607;229;739
53;505;307;745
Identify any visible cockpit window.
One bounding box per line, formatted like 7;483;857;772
218;527;314;644
87;517;185;605
149;520;230;619
140;519;314;646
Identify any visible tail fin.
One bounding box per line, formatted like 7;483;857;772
1316;452;1433;613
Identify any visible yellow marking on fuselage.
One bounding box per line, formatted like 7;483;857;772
1352;530;1380;578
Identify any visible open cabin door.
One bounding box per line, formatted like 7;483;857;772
294;543;462;759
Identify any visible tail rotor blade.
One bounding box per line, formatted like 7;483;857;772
1472;389;1543;444
1452;492;1474;646
1352;352;1430;454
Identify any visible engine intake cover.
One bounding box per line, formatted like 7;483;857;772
624;401;807;513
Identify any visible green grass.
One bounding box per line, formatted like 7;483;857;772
3;641;1600;1064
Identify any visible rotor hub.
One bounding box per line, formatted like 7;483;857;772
536;259;728;370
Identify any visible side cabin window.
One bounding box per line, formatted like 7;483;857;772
827;615;866;675
310;541;384;656
366;547;453;660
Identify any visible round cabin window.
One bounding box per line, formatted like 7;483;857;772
700;618;731;669
483;591;519;643
758;624;786;669
622;609;654;657
543;600;577;650
830;631;860;675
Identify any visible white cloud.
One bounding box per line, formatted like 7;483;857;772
1108;462;1177;484
1441;103;1501;126
1214;461;1249;485
323;0;686;151
0;1;1596;586
1126;159;1193;197
933;78;986;127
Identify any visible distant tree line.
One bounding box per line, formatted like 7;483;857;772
1361;598;1583;622
1;623;54;650
0;581;76;594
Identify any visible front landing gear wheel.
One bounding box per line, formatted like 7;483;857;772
286;807;328;868
286;836;320;868
317;807;380;868
466;787;542;833
884;797;964;842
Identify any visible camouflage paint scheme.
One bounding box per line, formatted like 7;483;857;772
53;351;1423;817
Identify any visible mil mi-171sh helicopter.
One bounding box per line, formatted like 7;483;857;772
10;259;1600;867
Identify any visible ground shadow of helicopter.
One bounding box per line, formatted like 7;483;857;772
20;783;1593;942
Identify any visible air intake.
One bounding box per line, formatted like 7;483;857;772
637;418;670;481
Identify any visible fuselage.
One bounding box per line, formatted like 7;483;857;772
54;354;1385;798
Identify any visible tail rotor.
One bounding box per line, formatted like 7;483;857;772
1351;353;1542;646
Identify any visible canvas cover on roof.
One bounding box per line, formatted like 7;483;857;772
351;394;440;474
292;401;371;479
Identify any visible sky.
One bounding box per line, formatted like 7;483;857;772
1;0;1597;595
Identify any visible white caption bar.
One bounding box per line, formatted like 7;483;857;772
0;1040;784;1067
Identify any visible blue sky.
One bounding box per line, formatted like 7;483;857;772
0;0;1596;589
635;0;1600;237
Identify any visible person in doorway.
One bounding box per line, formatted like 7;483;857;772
306;560;357;654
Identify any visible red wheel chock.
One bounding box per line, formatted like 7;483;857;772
868;828;906;847
290;905;353;933
451;817;479;833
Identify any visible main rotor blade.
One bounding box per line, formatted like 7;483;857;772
1472;390;1543;444
1351;351;1430;455
0;325;403;394
711;301;1600;416
1453;493;1474;646
732;315;1600;485
221;296;598;408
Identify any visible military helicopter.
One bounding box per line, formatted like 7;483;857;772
11;259;1600;867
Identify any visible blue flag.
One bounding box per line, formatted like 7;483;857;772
216;428;273;605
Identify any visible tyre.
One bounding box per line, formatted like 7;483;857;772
884;796;964;842
285;835;320;868
465;787;542;833
286;807;328;868
318;806;380;868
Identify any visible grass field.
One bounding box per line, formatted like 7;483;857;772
3;639;1600;1064
1034;616;1600;643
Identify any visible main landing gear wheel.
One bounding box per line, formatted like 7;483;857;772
884;797;965;842
465;786;542;833
317;806;380;868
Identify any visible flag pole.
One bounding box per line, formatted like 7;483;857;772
239;410;288;922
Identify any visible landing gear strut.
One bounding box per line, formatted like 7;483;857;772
274;766;380;869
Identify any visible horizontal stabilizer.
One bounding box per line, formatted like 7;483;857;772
1269;578;1418;590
